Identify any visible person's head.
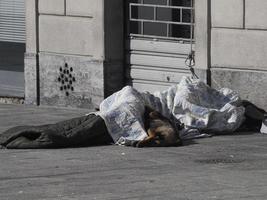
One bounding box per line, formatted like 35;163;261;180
136;106;182;147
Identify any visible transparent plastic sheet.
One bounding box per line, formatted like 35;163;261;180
98;77;245;144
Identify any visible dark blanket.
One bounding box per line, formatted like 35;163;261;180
239;100;266;132
0;114;113;149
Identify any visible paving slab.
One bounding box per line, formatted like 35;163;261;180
0;104;267;200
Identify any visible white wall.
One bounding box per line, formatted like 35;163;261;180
38;0;104;59
211;0;267;71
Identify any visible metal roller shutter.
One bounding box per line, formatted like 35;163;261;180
126;0;195;93
0;0;25;43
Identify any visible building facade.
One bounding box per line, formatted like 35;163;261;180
1;0;267;109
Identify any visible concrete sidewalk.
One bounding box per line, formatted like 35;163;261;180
0;104;267;200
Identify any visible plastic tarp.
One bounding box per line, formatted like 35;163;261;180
99;76;245;144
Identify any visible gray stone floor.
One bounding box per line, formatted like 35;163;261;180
0;104;267;200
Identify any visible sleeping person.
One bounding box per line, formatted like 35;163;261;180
0;77;265;149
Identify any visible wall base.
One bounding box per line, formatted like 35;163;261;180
39;53;105;109
24;53;38;105
211;68;267;110
24;53;125;109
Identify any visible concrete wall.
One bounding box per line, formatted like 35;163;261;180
38;0;104;58
210;0;267;109
195;0;210;83
25;0;38;105
24;0;267;109
25;0;124;108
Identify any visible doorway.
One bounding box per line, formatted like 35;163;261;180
0;0;26;97
125;0;194;92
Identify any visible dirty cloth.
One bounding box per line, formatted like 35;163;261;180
0;114;113;149
99;76;245;144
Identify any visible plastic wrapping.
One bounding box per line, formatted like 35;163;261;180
99;77;245;144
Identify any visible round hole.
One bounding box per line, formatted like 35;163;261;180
70;67;73;72
67;85;70;89
72;77;76;82
66;91;69;96
58;77;61;82
71;87;74;91
69;74;72;78
61;74;64;78
59;67;63;72
61;80;64;84
65;63;68;68
65;77;68;82
64;85;67;90
166;76;170;82
67;70;69;74
60;86;63;91
69;80;72;85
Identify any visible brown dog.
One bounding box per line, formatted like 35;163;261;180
136;106;182;147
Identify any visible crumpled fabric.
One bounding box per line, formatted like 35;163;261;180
0;114;112;149
99;76;245;144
